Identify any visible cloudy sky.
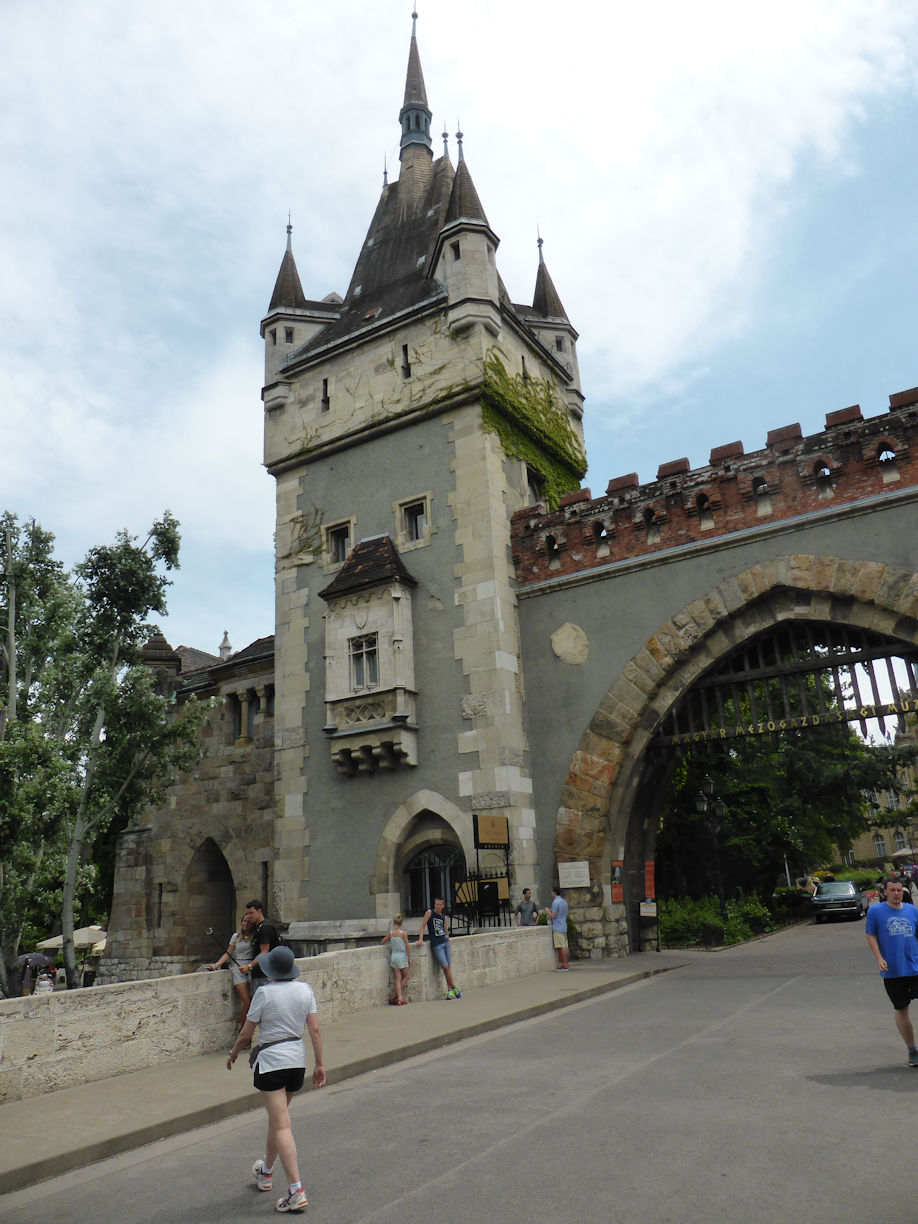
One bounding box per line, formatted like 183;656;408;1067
2;1;917;656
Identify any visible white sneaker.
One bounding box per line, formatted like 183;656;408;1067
253;1159;273;1192
276;1187;308;1212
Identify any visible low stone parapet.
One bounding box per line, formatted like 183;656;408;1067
0;925;554;1103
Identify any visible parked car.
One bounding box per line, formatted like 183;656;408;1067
810;881;869;922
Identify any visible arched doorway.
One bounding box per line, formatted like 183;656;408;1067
553;555;918;957
176;838;236;966
403;846;467;917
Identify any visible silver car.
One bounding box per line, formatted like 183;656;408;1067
810;881;869;922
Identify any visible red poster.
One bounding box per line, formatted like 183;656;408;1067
644;860;655;900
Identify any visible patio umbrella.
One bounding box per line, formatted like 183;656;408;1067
892;848;914;859
36;925;106;951
17;952;54;969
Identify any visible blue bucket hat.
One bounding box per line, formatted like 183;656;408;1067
257;945;298;981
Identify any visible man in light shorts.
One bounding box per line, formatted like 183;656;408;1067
547;886;570;970
415;896;462;999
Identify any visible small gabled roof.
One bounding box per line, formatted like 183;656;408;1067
319;535;418;602
175;644;222;674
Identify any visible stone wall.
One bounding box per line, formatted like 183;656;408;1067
0;926;555;1103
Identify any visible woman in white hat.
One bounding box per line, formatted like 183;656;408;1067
227;945;326;1213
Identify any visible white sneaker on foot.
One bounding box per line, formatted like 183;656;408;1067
276;1187;308;1212
253;1159;273;1191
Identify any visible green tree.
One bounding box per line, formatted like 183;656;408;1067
0;512;203;993
657;724;911;902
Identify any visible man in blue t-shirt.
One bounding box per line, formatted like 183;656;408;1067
547;887;570;971
865;877;918;1067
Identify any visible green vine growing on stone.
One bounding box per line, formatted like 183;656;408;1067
480;351;586;509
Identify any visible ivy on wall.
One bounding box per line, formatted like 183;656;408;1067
480;351;586;509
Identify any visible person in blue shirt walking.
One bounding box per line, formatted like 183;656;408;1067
547;887;570;971
865;877;918;1067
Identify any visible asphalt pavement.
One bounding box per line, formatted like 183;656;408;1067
0;950;682;1197
3;920;911;1223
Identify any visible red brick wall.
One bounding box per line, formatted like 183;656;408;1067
512;390;918;586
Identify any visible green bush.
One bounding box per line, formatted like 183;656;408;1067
660;893;779;948
771;887;812;922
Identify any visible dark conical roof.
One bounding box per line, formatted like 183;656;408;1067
403;30;428;111
268;227;308;311
444;159;490;228
532;256;568;321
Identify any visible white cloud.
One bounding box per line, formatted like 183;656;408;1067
1;0;916;642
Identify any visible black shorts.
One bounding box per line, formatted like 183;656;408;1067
253;1066;306;1093
883;976;918;1011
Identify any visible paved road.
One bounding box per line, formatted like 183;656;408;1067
2;919;911;1223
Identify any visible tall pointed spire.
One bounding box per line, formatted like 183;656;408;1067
269;220;307;311
399;10;432;160
532;235;569;321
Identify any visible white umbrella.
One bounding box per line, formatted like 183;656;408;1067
892;848;914;859
37;925;106;951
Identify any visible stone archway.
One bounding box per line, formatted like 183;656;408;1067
554;555;918;957
371;789;474;918
171;837;236;967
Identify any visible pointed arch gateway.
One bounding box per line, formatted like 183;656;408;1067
555;555;918;958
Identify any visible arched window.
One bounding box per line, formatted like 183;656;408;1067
695;493;714;530
593;520;610;557
814;462;833;498
752;476;772;517
643;507;660;544
873;833;887;859
403;847;466;917
879;446;900;484
895;829;908;852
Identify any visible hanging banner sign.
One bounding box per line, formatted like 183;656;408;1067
644;860;655;901
660;698;917;747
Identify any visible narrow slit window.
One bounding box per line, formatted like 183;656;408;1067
321;378;330;413
401;344;412;379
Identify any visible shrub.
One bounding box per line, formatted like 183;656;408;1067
771;887;812;922
660;893;779;948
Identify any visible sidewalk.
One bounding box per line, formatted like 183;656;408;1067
0;952;684;1195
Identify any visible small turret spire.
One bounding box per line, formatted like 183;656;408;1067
532;234;570;321
442;122;449;157
268;220;307;312
455;123;464;164
399;8;432;160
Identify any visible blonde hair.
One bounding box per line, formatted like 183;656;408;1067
393;913;404;925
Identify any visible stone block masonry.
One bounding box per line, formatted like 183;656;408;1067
0;927;555;1103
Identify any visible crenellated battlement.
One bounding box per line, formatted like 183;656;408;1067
511;386;918;586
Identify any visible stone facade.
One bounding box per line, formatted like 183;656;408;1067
105;639;276;980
